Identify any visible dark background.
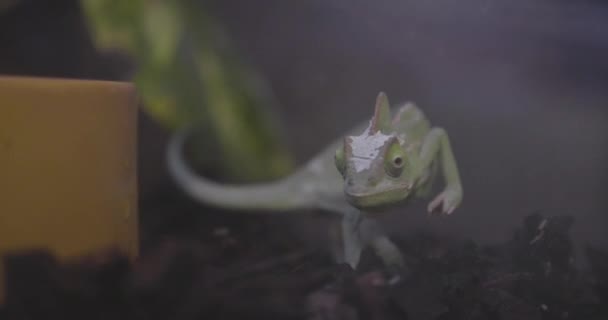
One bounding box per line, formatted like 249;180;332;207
1;0;606;261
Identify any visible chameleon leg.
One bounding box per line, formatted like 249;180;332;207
414;160;437;199
341;210;364;269
328;219;345;264
371;237;405;269
359;216;405;269
418;127;463;215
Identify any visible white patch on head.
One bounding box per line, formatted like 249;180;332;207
348;122;393;173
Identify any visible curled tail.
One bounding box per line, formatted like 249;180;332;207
166;127;314;212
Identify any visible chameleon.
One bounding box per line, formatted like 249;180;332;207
167;92;463;274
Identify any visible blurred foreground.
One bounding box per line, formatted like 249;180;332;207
1;212;607;320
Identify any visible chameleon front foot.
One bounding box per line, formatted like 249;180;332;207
427;187;463;215
336;210;365;269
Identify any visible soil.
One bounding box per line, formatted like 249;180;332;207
1;187;606;320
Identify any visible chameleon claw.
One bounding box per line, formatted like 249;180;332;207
427;195;445;215
447;206;455;215
427;188;461;216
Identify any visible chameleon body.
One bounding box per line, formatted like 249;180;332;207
167;92;463;272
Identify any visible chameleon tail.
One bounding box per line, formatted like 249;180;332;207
166;127;313;212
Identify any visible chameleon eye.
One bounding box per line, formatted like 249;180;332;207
393;156;404;167
384;142;405;178
334;144;346;176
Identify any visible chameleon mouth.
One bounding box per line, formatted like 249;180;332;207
344;185;411;210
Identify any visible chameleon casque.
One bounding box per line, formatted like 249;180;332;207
167;92;463;274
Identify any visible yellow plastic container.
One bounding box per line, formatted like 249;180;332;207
0;76;139;302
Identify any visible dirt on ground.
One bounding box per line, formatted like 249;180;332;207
1;187;606;320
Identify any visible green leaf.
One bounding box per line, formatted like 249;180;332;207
81;0;294;181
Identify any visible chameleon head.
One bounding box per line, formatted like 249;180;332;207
334;92;417;210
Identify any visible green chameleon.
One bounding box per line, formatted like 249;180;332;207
167;92;463;275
